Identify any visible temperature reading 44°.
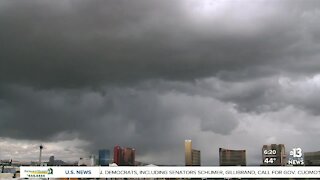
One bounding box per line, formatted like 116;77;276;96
264;157;277;164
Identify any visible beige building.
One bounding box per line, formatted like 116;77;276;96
219;148;246;166
185;140;192;166
261;144;286;166
185;140;201;166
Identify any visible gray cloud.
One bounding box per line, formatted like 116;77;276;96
1;0;320;88
0;84;239;164
1;0;320;165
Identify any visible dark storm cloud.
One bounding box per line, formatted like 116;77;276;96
142;75;320;116
0;84;238;155
2;0;320;165
1;0;320;88
2;76;320;164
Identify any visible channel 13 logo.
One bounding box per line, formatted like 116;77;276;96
288;148;304;165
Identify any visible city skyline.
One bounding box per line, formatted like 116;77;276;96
1;141;319;166
1;0;320;166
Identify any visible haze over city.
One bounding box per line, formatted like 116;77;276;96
1;0;320;165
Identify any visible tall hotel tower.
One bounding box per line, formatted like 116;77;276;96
219;148;246;166
114;145;122;165
185;140;192;166
185;140;201;166
113;145;136;166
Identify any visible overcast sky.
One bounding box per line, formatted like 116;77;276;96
1;0;320;165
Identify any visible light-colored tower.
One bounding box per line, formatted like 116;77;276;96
39;145;43;166
185;140;192;166
90;154;96;166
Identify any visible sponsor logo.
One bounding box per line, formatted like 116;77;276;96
24;168;53;178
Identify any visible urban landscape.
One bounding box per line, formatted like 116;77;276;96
1;140;320;178
2;0;320;179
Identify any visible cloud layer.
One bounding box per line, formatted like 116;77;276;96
1;0;320;165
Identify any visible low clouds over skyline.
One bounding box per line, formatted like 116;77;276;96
1;0;320;165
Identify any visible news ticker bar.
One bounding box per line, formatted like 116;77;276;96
20;166;320;178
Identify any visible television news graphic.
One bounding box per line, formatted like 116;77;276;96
20;166;320;179
262;144;286;166
288;147;304;165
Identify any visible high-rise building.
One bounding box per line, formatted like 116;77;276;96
192;149;201;166
122;147;135;166
304;151;320;166
113;145;136;166
113;145;122;165
99;149;110;166
185;140;201;166
185;140;192;166
219;148;246;166
261;144;286;166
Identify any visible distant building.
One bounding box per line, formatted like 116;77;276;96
185;140;192;166
304;151;320;166
47;156;66;166
49;156;54;166
185;140;201;166
122;147;135;166
99;149;110;166
219;148;246;166
78;155;95;166
90;154;96;166
113;145;135;166
52;160;66;166
192;149;201;166
261;144;286;166
113;145;122;165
